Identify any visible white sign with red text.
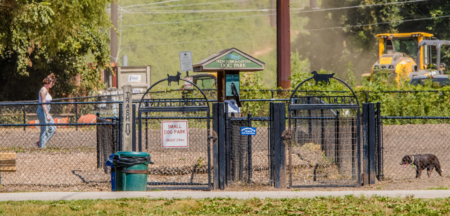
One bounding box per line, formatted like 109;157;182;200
161;121;189;148
184;77;193;89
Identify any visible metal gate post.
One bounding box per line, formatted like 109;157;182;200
118;103;123;151
248;113;252;183
376;102;384;181
213;103;226;190
335;110;340;168
132;104;136;151
96;112;101;169
145;101;149;151
272;103;286;188
363;103;376;185
269;103;274;186
321;109;325;151
226;108;231;186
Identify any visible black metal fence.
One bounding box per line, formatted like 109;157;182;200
2;97;450;192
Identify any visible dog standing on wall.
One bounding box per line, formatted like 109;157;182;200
311;71;335;85
399;154;444;178
167;72;181;86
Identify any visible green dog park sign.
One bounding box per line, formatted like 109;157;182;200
193;48;264;72
205;51;263;69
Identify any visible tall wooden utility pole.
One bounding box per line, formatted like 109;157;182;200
277;0;291;89
310;0;317;9
110;0;118;63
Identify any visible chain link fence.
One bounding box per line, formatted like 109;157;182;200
0;102;118;192
228;116;271;186
289;108;359;187
381;117;450;181
142;113;211;190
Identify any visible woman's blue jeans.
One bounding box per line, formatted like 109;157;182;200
36;105;56;148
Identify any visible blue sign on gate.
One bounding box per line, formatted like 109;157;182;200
241;127;257;135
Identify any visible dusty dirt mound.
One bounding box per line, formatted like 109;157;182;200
289;143;354;185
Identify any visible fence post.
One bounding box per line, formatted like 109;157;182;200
272;103;286;188
335;110;340;170
132;104;136;151
118;103;123;151
307;96;312;138
145;101;149;151
363;103;376;185
23;105;26;131
122;85;132;151
75;98;78;131
96;112;100;169
269;103;274;186
226;108;231;186
248;113;252;183
212;103;226;190
376;102;384;181
368;104;376;185
321;109;324;151
351;118;356;179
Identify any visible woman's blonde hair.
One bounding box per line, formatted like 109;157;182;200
43;73;56;84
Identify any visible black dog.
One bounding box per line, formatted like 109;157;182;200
400;154;444;178
311;71;335;85
167;72;181;86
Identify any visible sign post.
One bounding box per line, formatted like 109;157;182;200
122;85;132;151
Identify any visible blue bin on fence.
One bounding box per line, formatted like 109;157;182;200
105;153;116;191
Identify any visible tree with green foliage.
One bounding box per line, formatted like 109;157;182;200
0;0;111;101
292;0;450;80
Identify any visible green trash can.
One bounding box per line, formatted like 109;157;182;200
113;151;153;191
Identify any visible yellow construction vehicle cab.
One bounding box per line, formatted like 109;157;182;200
409;40;450;86
364;32;434;82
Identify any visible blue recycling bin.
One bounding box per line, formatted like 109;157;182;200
105;153;116;191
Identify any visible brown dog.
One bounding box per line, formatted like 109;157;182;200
400;154;444;178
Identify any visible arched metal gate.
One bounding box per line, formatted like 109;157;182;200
137;77;212;190
288;74;361;187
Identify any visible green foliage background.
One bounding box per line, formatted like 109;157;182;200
0;0;112;101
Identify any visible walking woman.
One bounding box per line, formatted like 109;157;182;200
34;73;56;148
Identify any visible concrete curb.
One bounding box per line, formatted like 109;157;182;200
1;190;450;201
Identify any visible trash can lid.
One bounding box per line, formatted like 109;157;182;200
115;151;150;157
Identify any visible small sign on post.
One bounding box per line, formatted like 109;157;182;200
161;121;189;148
179;51;193;72
122;85;132;151
241;127;256;136
184;77;193;90
226;74;239;97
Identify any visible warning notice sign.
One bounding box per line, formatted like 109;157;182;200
161;121;189;148
184;77;193;89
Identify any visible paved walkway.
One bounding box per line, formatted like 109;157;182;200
1;190;450;201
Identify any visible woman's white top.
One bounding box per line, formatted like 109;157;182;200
39;87;52;103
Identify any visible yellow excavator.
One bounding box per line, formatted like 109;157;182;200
362;32;435;82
